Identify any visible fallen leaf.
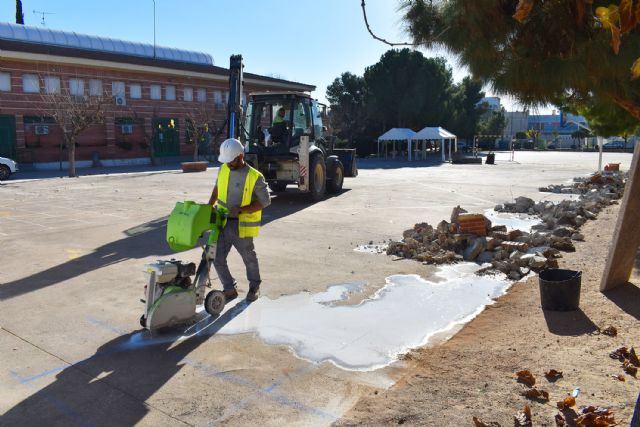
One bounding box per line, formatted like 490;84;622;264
555;413;566;426
514;404;532;426
629;347;639;366
545;369;564;381
575;406;616;426
516;370;536;387
609;346;629;361
623;360;638;376
611;374;625;382
600;326;617;337
472;416;501;427
522;387;549;402
556;396;576;410
513;0;535;22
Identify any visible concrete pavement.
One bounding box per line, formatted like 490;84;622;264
0;151;634;426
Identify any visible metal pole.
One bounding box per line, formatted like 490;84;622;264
152;0;156;58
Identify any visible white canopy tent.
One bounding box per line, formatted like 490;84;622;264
411;127;457;162
377;128;416;160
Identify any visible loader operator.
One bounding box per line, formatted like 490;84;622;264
207;138;271;302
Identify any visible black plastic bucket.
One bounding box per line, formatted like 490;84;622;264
539;269;582;311
486;153;495;164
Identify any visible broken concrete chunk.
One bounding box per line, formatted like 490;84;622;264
528;256;547;269
514;196;535;213
501;241;529;252
477;251;495;264
552;227;574;238
463;237;487;261
509;271;522;280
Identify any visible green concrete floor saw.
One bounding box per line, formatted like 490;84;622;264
140;201;228;331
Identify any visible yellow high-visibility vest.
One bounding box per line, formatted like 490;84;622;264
216;163;263;238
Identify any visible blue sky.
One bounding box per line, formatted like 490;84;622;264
3;0;550;113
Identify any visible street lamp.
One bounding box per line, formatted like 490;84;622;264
152;0;156;58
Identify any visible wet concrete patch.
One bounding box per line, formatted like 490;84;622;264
129;263;510;371
484;209;541;232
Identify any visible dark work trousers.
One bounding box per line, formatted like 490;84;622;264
213;219;262;291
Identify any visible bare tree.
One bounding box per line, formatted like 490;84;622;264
183;101;218;162
41;83;109;177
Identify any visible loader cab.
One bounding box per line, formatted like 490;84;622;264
244;92;324;156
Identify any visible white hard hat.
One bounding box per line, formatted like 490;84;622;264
218;138;244;163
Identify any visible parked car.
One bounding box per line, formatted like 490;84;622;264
602;140;625;150
0;156;18;180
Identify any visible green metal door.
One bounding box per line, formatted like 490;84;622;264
0;115;16;160
152;118;179;157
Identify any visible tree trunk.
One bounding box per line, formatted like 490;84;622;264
193;133;199;162
67;136;77;177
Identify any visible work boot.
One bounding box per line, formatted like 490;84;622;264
246;288;260;302
223;288;238;302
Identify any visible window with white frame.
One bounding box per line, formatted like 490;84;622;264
196;88;206;102
213;90;223;108
150;84;161;100
0;72;11;92
44;76;61;94
130;83;142;99
183;87;193;102
112;81;125;97
69;78;85;96
165;85;176;101
89;79;103;96
22;74;39;93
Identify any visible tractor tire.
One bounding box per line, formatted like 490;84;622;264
349;157;358;178
327;160;344;194
0;165;11;181
308;154;326;201
268;181;288;192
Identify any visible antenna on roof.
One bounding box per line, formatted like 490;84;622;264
33;10;55;26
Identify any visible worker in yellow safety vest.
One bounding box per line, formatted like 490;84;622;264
207;138;271;302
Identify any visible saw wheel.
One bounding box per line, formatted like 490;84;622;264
204;290;225;316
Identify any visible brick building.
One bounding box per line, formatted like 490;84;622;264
0;22;314;168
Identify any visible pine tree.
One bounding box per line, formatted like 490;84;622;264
16;0;24;25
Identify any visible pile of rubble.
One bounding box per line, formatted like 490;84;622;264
387;172;626;281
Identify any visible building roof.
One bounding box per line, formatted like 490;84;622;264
0;22;213;65
0;22;315;91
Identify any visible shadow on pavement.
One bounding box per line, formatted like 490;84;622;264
262;188;351;226
542;308;598;336
603;282;640;320
0;218;173;301
0;185;347;301
4;300;248;426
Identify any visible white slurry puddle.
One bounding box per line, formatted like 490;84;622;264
484;209;541;232
354;244;388;254
124;263;510;371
